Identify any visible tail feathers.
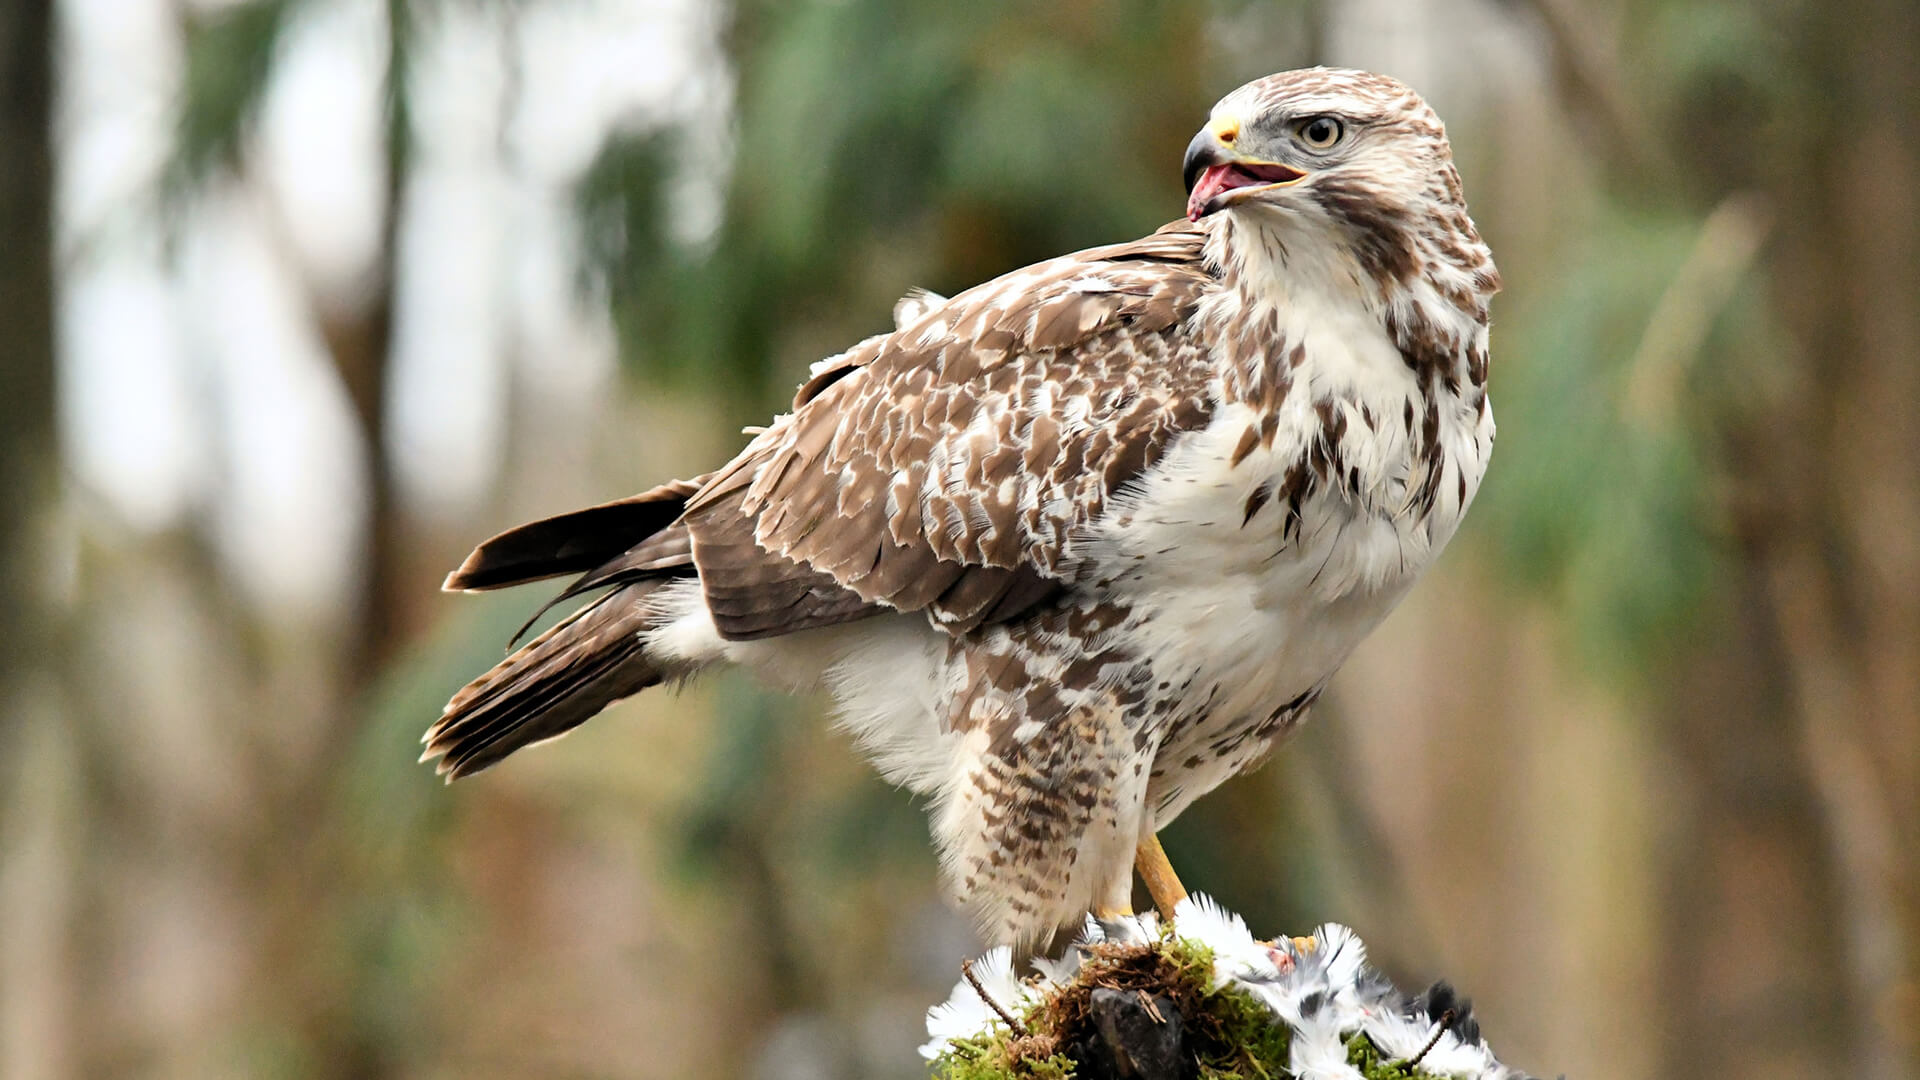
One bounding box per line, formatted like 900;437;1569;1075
443;476;707;593
424;584;666;779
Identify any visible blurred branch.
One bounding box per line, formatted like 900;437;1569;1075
1761;536;1912;1080
165;0;412;681
1764;545;1903;880
154;5;422;1075
1621;191;1771;430
1498;0;1681;195
331;0;413;679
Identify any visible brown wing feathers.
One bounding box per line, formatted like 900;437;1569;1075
684;221;1216;638
443;476;707;592
425;477;707;777
429;222;1219;775
423;584;664;778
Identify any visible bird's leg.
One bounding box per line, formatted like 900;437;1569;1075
1093;875;1134;920
1134;833;1188;921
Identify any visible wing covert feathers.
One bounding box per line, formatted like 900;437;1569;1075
684;221;1219;639
431;221;1224;774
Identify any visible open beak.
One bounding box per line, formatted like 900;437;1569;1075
1183;128;1307;221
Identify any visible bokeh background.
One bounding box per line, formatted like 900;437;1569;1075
2;0;1916;1077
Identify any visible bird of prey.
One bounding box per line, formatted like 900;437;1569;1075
427;67;1500;949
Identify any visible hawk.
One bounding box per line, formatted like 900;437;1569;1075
427;67;1499;948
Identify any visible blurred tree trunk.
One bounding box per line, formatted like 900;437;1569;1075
320;241;404;684
1528;0;1919;1075
271;8;416;1076
1654;1;1920;1076
1743;1;1920;1075
306;0;414;740
0;0;55;720
323;0;411;688
0;2;65;1076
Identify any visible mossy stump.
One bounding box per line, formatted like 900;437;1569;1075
932;932;1446;1080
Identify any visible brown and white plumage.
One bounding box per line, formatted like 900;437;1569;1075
427;67;1500;947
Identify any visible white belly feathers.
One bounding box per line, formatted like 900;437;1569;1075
1077;292;1493;792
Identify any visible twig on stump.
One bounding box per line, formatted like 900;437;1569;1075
1408;1007;1458;1069
961;957;1029;1036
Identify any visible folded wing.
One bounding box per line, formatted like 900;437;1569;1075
683;222;1220;638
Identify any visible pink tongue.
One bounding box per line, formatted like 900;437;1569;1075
1187;164;1236;221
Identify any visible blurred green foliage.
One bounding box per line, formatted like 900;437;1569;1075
577;1;1267;414
1484;209;1723;678
172;0;304;190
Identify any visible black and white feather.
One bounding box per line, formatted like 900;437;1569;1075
924;897;1540;1080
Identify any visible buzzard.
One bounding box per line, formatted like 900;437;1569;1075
427;67;1500;948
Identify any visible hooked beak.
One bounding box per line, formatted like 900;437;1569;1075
1182;127;1308;221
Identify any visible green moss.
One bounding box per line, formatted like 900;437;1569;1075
1191;982;1291;1078
932;1031;1073;1080
1160;933;1289;1079
1344;1032;1446;1080
1020;1053;1077;1080
929;929;1475;1080
930;929;1290;1080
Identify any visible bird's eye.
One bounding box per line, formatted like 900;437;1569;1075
1297;116;1344;150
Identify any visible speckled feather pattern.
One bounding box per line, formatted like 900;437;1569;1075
682;223;1219;638
427;67;1500;948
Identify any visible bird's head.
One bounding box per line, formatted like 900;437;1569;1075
1184;67;1455;223
1183;67;1498;327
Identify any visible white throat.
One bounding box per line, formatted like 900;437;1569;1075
1200;210;1417;406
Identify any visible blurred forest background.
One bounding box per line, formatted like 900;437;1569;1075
2;0;1916;1077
